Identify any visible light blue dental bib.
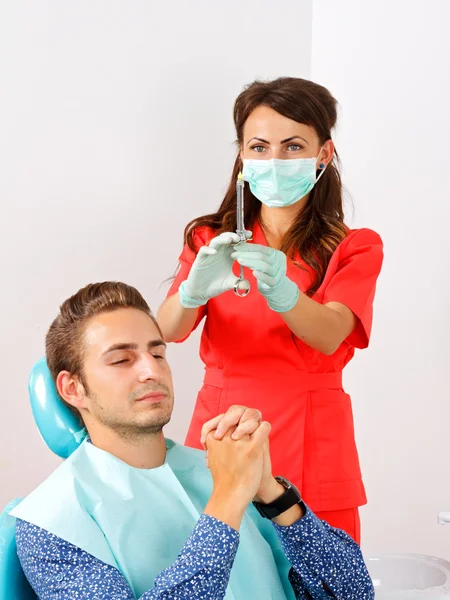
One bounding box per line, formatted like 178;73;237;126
10;439;295;599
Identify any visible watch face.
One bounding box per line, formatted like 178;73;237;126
253;476;302;520
275;476;301;499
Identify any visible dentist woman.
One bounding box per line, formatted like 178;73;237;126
157;77;383;544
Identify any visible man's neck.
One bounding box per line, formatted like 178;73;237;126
88;427;167;469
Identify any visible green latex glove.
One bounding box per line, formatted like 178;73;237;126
180;231;252;308
231;243;299;313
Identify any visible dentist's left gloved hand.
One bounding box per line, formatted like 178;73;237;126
231;244;299;313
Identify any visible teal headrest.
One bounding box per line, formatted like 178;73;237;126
29;358;87;459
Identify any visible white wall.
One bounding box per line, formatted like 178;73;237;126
0;1;313;508
4;0;447;562
312;0;450;558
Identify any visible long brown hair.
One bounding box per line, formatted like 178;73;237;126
184;77;348;296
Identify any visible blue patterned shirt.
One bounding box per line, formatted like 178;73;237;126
16;505;374;599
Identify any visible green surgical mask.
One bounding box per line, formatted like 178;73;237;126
242;154;326;208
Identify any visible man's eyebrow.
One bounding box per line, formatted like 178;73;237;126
102;340;166;356
148;339;167;349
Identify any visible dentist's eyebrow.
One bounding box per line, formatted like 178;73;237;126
248;137;270;145
280;135;308;145
247;135;309;145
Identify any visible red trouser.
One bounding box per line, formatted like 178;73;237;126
315;508;361;545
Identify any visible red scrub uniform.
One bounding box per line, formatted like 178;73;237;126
167;221;383;543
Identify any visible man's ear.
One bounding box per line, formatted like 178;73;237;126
56;371;88;411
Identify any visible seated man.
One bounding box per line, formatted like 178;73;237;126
12;281;374;599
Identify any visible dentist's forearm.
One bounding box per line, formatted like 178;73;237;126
157;293;200;343
281;292;355;356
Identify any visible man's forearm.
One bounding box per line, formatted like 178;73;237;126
272;507;375;600
17;516;239;600
152;514;239;598
204;488;250;531
254;478;306;526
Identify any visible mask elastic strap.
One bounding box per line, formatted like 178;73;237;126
315;147;328;183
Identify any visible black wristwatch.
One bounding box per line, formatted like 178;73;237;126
252;476;303;520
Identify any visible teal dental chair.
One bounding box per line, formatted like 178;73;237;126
0;358;86;599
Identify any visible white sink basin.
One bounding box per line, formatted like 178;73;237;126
365;554;450;598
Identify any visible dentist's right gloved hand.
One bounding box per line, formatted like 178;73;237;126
179;230;252;309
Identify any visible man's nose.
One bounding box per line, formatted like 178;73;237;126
137;354;163;382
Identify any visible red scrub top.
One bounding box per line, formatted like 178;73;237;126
167;221;383;512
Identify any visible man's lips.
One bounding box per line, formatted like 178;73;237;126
135;391;166;403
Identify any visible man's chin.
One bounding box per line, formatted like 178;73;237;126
107;415;171;438
133;412;172;432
